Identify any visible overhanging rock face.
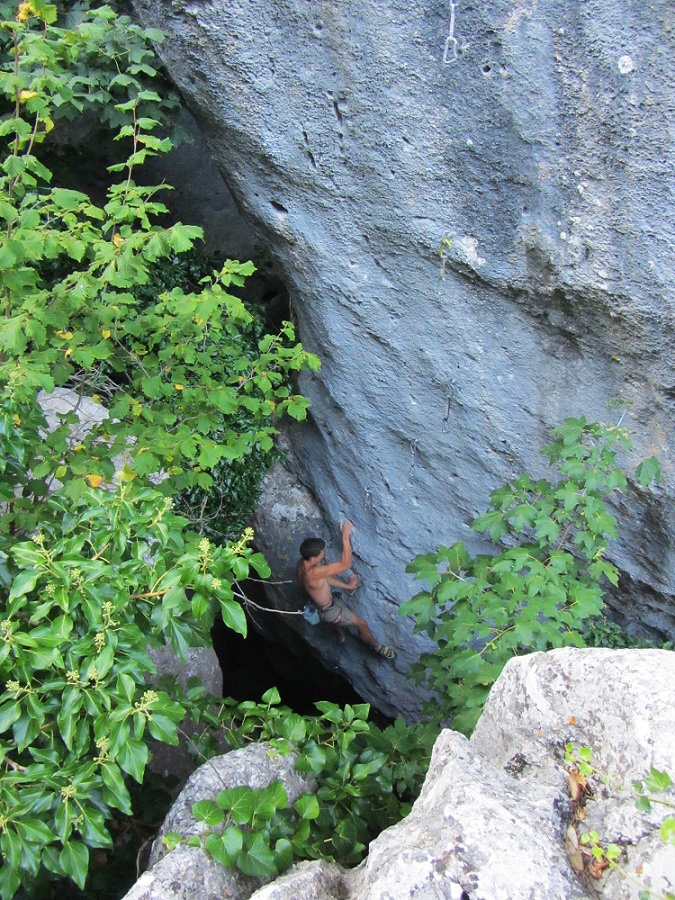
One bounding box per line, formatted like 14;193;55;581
132;0;674;712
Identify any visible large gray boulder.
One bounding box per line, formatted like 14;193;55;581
132;0;675;713
122;742;315;900
346;729;587;900
471;647;675;900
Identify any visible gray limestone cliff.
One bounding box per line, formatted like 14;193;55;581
131;0;674;715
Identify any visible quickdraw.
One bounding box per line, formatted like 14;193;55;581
443;0;459;65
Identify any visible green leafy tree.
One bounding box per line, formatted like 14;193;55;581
0;476;274;897
0;0;319;525
0;3;319;896
400;418;662;735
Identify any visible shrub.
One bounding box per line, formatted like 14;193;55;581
400;418;662;734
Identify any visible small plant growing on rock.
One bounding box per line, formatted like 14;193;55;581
400;417;662;735
564;744;675;899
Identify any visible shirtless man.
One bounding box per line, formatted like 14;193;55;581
296;519;395;660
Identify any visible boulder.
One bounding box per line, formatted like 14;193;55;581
130;0;675;713
146;643;225;786
246;860;349;900
122;742;315;900
346;729;587;900
471;647;675;899
123;649;675;899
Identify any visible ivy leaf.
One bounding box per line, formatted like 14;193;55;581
13;712;40;752
192;800;224;827
294;793;320;820
0;829;23;873
0;703;22;735
148;713;179;745
59;841;89;890
220;598;247;637
249;782;287;827
635;795;652;814
232;556;249;581
0;864;21;900
101;763;133;815
216;786;255;825
115;737;149;783
274;837;293;871
248;552;271;578
277;713;306;744
261;687;281;705
644;768;671;793
236;832;278;878
78;808;113;849
205;829;240;867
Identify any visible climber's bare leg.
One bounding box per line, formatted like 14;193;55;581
350;614;382;652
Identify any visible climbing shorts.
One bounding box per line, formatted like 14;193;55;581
318;592;358;627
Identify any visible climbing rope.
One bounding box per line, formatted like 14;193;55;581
233;583;349;673
232;581;306;616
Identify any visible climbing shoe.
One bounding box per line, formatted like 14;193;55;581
376;645;396;660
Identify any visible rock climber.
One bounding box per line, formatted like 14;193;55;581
296;519;396;660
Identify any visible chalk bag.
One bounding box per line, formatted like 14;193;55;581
302;603;320;625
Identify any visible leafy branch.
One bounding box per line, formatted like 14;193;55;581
400;418;662;734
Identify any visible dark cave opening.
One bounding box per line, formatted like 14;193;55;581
210;580;393;726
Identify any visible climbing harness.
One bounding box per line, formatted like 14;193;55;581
443;0;459;64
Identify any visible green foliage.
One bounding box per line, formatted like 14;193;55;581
580;614;672;650
0;5;318;897
0;0;179;130
0;478;270;897
400;418;662;735
162;686;438;878
105;245;288;540
0;0;319;524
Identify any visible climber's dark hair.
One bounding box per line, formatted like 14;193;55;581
299;537;325;560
